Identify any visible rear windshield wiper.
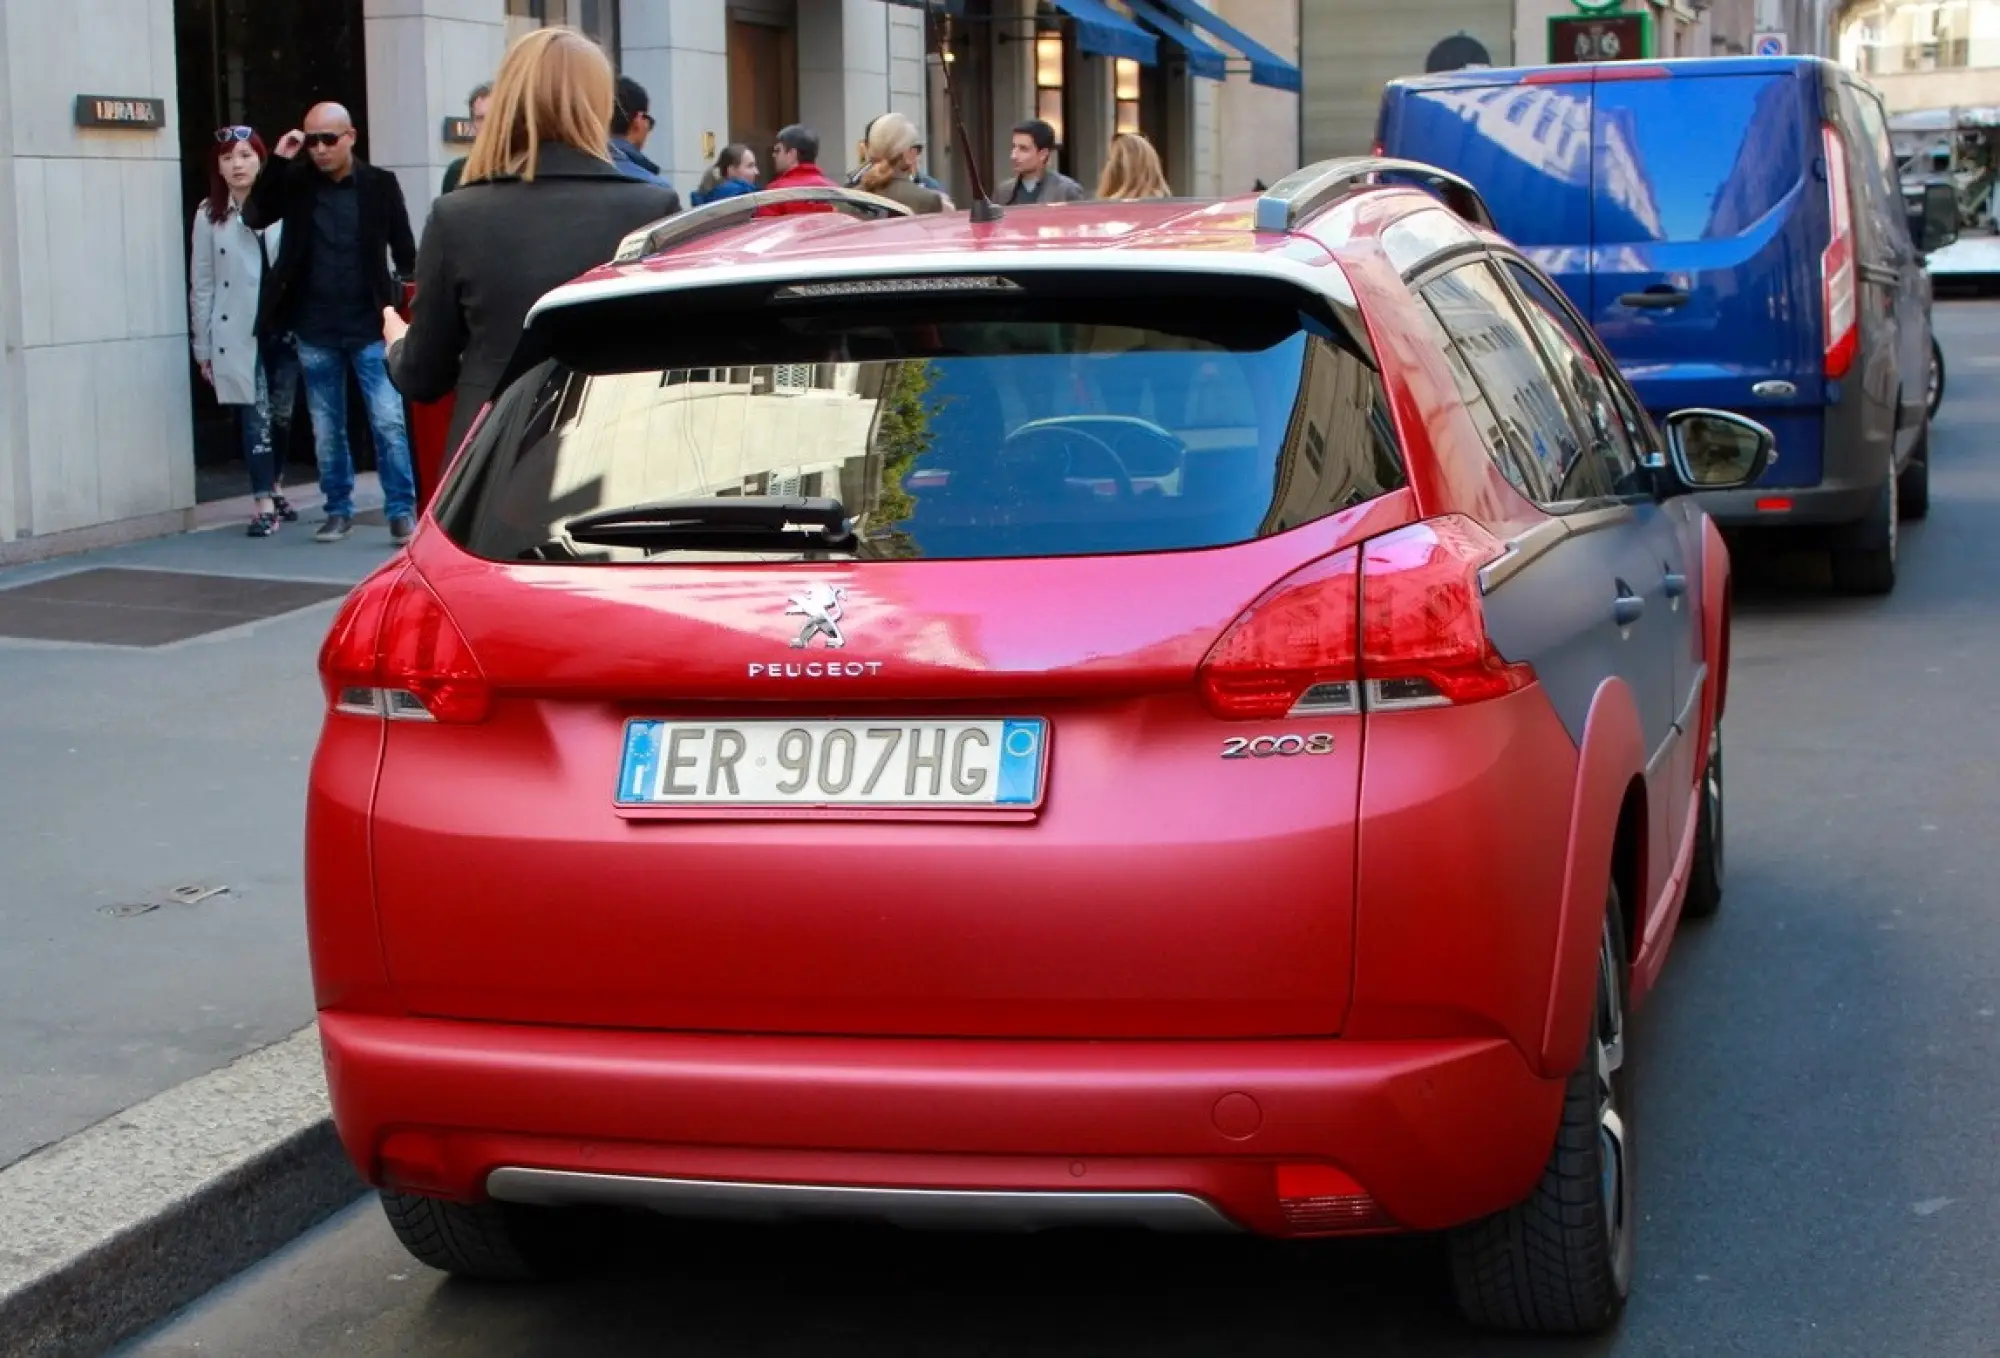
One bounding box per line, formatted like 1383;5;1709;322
557;496;858;554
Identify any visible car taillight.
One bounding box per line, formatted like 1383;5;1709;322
1821;122;1858;380
1197;516;1533;720
318;566;490;724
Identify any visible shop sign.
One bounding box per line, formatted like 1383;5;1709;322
74;95;165;129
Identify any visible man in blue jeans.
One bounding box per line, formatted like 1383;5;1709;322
247;103;419;543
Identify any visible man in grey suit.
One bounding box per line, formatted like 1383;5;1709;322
998;119;1085;205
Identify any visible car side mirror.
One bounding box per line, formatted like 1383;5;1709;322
1662;408;1775;493
1910;180;1958;253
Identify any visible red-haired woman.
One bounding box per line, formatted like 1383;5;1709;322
190;126;300;536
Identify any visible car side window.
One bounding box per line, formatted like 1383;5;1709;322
1501;262;1651;499
1410;295;1544;500
1420;261;1612;509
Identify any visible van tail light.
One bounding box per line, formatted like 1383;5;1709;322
1197;516;1533;720
319;565;491;724
1821;122;1859;380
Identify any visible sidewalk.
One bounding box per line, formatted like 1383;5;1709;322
0;472;391;1171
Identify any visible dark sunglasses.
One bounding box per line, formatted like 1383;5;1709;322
214;125;255;143
303;131;345;148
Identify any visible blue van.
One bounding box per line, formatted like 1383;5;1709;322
1377;57;1951;594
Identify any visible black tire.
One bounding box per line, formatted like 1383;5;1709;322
379;1190;591;1281
1450;898;1632;1335
1830;454;1897;596
1897;428;1931;521
1682;717;1724;920
1928;334;1945;419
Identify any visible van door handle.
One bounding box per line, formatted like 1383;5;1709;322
1619;286;1690;309
1663;569;1688;598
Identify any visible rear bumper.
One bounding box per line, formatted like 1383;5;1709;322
318;1012;1566;1236
1695;478;1879;530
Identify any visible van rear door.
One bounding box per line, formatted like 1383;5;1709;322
1377;75;1595;314
1587;65;1827;488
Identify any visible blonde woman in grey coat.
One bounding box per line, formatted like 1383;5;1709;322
191;127;300;536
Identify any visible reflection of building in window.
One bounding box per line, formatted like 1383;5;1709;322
545;365;878;514
1263;340;1389;531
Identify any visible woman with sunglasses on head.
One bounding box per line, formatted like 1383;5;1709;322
190;126;300;536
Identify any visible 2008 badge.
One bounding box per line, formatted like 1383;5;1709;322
1221;733;1336;759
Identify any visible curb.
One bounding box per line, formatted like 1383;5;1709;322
0;1025;362;1358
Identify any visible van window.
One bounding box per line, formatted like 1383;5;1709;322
1592;75;1806;243
439;290;1406;564
1420;261;1612;509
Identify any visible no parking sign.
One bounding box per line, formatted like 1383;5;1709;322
1754;31;1788;56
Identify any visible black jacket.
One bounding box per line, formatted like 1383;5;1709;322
388;144;680;455
243;153;416;339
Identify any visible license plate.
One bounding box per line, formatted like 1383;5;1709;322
616;719;1048;809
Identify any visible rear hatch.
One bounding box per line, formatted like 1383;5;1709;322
1383;62;1828;487
1585;64;1828;487
342;265;1416;1040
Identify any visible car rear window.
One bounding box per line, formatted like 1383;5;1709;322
436;279;1406;565
1592;74;1805;244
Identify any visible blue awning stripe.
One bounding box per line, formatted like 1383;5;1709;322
1146;0;1300;92
1048;0;1159;66
1125;0;1228;81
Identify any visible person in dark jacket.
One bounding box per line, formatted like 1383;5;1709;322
439;82;491;195
247;102;419;543
381;27;680;461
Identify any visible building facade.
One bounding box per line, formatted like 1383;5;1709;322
0;0;1296;557
1838;0;2000;110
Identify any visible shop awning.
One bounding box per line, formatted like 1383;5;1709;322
1145;0;1300;91
1126;0;1227;81
1047;0;1159;65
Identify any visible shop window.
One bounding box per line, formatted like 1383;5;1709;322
505;0;617;59
1035;32;1065;144
1115;58;1141;136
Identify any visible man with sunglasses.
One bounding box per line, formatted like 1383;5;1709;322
246;102;418;544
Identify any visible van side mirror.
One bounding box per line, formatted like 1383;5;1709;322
1910;180;1958;253
1662;409;1775;493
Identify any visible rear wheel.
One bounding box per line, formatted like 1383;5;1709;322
1682;717;1724;920
1449;898;1632;1335
1830;449;1897;596
379;1190;594;1281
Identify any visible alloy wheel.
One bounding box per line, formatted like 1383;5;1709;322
1704;719;1724;882
1595;920;1632;1295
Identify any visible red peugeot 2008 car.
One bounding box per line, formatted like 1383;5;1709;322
307;165;1772;1333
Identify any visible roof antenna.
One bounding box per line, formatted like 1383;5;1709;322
929;2;1002;222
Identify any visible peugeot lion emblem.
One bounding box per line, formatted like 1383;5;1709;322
786;584;848;650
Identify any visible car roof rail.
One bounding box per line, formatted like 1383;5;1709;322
613;186;915;264
1253;157;1496;235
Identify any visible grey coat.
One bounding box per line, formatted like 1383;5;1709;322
997;170;1087;205
189;203;281;406
388;144;680;455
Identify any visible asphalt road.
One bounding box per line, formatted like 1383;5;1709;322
125;301;2000;1357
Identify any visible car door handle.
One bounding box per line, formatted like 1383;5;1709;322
1663;570;1688;598
1619;286;1690;309
1613;580;1646;626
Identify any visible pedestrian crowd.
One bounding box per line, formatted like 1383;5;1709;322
188;24;1177;544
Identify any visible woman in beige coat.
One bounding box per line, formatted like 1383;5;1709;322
857;113;954;214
